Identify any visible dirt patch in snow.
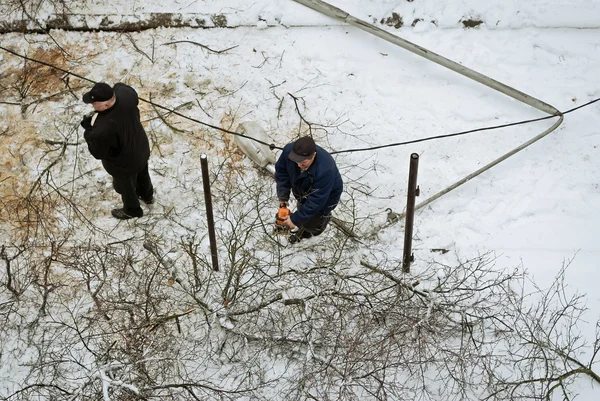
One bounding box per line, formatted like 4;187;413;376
380;12;404;29
461;17;484;28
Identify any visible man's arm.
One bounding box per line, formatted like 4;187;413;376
290;170;334;226
275;151;292;202
83;124;118;160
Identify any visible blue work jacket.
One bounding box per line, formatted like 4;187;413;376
275;143;343;226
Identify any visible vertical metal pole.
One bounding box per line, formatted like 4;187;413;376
402;153;420;273
200;154;219;272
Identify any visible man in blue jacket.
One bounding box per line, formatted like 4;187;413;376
81;82;154;220
275;136;343;243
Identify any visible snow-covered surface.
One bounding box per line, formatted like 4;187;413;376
1;0;599;399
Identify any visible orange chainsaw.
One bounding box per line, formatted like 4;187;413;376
274;203;291;233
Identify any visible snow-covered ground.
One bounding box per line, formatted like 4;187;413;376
0;0;599;399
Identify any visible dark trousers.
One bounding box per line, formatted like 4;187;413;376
112;164;153;216
296;213;332;239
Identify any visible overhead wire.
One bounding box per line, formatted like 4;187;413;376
0;45;282;151
1;44;598;156
330;97;599;155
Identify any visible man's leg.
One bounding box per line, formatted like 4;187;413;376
135;164;154;203
302;214;331;237
290;214;331;243
112;174;143;218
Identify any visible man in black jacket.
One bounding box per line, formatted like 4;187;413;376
81;82;154;220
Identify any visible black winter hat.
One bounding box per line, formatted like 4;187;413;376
82;83;114;104
288;136;316;163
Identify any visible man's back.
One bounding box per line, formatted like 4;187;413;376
87;83;150;175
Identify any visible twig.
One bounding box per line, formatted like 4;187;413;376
0;245;25;297
216;80;247;99
288;92;313;135
149;93;186;134
148;308;196;331
276;50;285;69
125;33;154;63
251;51;270;68
266;78;286;90
27;142;67;199
161;40;238;54
43;139;80;146
196;99;212;119
21;89;72;114
276;97;284;119
18;0;69;57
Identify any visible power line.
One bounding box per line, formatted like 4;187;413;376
0;45;283;151
1;45;598;156
330;97;599;155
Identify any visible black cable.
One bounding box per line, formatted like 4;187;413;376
562;97;600;115
330;97;599;155
332;114;558;154
0;45;284;151
1;45;598;156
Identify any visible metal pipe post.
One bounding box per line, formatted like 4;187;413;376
402;153;420;273
200;154;219;272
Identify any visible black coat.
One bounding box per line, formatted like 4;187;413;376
83;83;150;176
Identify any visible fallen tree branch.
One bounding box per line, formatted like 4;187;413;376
43;139;80;146
149;93;187;134
125;33;155;63
161;40;238;54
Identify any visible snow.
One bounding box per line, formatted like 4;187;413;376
1;0;599;399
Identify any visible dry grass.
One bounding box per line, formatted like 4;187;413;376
0;110;60;237
0;46;68;100
24;47;68;94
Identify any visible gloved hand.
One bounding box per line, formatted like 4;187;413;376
80;112;95;129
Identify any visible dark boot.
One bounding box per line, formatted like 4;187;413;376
288;230;313;244
111;208;143;220
138;195;154;205
288;232;301;244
